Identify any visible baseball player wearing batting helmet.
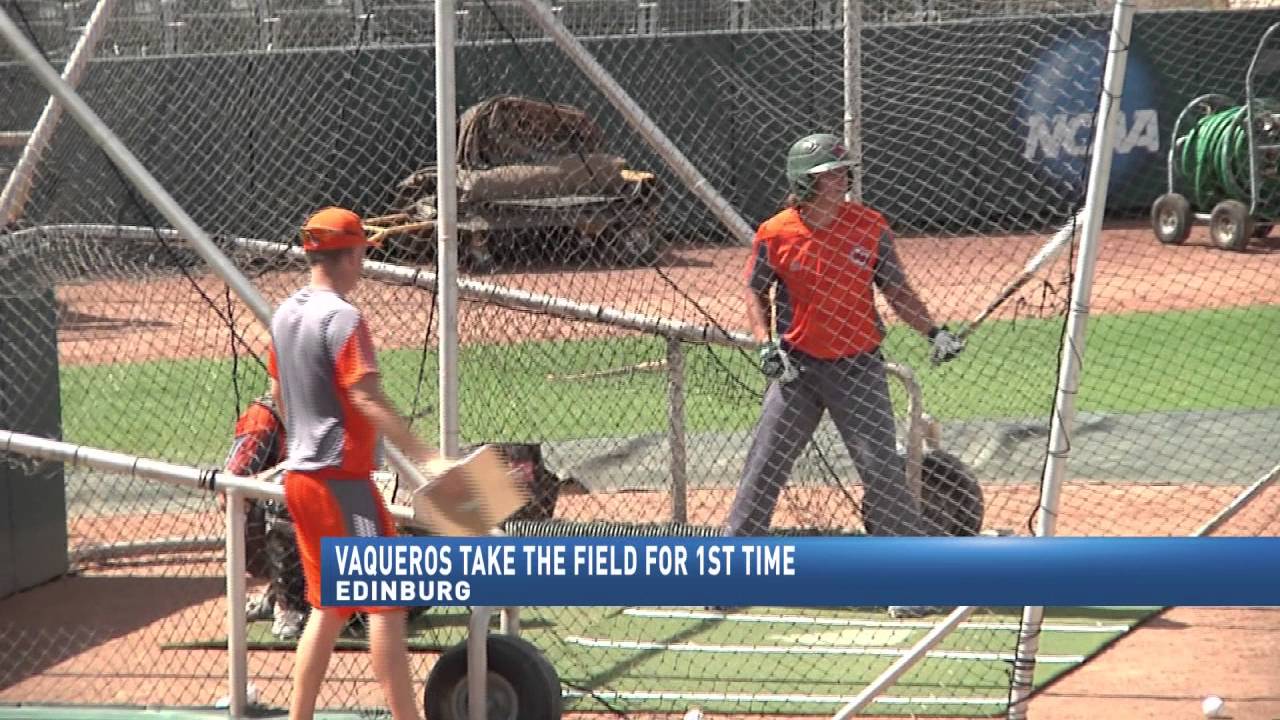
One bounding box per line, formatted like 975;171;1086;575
728;133;965;619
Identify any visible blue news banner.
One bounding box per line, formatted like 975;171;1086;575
319;536;1280;607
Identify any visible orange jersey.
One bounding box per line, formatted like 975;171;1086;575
745;202;905;359
267;288;381;478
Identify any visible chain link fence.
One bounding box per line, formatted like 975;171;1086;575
2;0;1278;716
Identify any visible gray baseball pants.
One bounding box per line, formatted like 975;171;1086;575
725;349;925;537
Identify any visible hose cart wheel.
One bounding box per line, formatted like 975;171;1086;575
1210;199;1254;251
1151;193;1193;245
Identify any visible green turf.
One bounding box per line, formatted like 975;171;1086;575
162;604;1160;717
58;304;1280;465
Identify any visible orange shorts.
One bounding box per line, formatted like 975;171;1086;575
283;469;401;618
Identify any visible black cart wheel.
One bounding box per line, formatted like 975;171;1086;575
919;450;985;537
424;634;562;720
1151;193;1192;245
1210;200;1254;251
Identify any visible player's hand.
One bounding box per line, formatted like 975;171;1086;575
759;342;799;383
928;326;965;366
759;342;781;377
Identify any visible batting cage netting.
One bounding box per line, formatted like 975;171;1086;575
1;0;1278;716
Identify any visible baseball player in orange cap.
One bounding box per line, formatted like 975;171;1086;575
267;206;437;720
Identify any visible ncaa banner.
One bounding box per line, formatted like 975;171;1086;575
319;536;1280;608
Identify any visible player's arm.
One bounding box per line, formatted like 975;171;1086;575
267;344;285;421
347;374;435;465
270;378;283;421
744;235;775;344
875;228;966;364
873;228;938;338
334;314;437;465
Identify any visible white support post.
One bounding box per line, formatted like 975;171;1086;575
665;337;687;524
0;0;436;515
0;430;429;528
842;0;862;203
499;606;521;636
832;606;979;720
0;0;118;227
1006;1;1134;718
467;607;493;720
10;224;761;348
512;0;755;246
224;487;249;719
436;0;460;459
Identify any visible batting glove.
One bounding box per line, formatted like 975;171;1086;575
759;342;799;384
928;326;965;366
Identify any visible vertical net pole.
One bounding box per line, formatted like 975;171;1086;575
467;607;494;720
224;488;249;718
1007;1;1136;716
0;0;117;226
843;0;862;203
436;0;461;458
666;338;688;523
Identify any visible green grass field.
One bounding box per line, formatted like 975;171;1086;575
166;604;1160;717
59;304;1280;465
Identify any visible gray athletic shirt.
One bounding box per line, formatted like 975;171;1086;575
268;287;382;476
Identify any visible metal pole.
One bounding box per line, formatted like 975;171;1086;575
499;607;521;636
512;0;756;246
887;361;924;504
6;226;760;347
665;337;688;524
843;0;862;203
1006;1;1134;717
0;0;119;227
1192;461;1280;538
435;4;485;717
0;429;425;526
225;487;249;718
9;224;751;345
436;0;460;458
831;606;979;720
467;607;493;720
0;9;434;495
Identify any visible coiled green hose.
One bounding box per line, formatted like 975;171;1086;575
1175;101;1280;218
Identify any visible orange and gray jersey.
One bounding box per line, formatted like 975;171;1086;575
267;288;381;478
744;202;906;360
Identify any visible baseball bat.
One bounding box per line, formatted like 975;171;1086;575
956;210;1083;341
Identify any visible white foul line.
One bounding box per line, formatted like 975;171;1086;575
562;688;1008;706
564;636;1086;663
622;607;1132;634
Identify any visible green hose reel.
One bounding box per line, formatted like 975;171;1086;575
1176;101;1280;215
1151;21;1280;251
1153;96;1280;251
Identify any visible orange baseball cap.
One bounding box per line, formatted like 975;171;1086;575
299;206;380;252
